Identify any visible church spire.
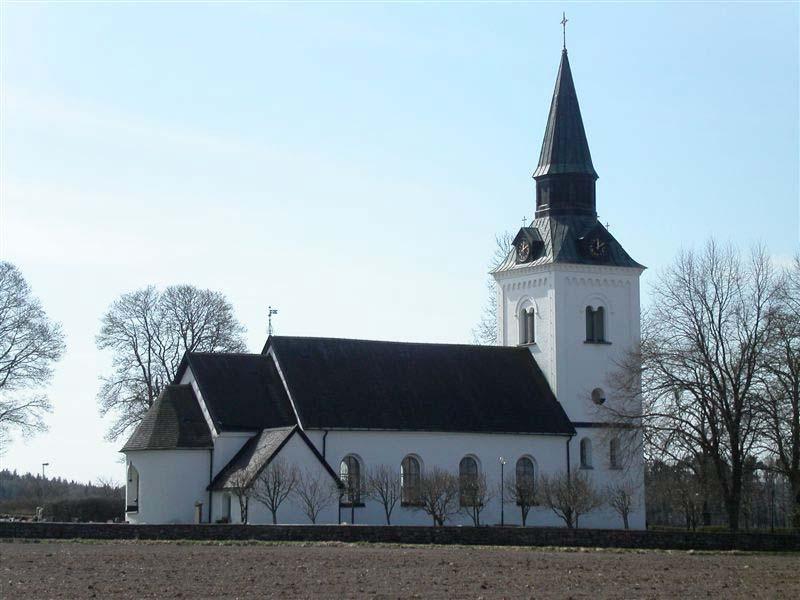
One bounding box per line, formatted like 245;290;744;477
533;48;598;218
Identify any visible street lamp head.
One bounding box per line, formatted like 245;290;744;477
499;457;507;465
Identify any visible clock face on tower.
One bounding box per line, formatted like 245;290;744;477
517;240;531;262
587;237;608;259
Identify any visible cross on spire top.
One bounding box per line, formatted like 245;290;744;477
561;12;568;50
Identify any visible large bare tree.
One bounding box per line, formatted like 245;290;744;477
0;262;65;448
251;458;299;525
96;284;246;440
472;232;513;345
759;255;800;527
605;241;776;531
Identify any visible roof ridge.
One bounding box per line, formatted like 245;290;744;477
270;336;525;351
187;351;264;357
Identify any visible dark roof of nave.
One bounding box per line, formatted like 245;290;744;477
177;352;296;432
266;336;574;436
121;385;212;452
493;215;645;273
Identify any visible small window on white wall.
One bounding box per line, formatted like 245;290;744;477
519;307;535;345
579;438;593;469
610;438;621;469
126;463;139;512
591;388;606;405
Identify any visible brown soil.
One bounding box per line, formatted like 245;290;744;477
1;540;798;599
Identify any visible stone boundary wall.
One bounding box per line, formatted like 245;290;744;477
1;522;799;551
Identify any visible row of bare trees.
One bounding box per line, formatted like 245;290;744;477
602;244;800;531
227;458;633;528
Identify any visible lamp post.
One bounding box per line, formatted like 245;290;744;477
499;457;507;527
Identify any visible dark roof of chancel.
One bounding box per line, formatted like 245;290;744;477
208;426;340;491
266;336;574;435
533;49;597;180
494;215;645;273
121;385;212;451
178;352;297;432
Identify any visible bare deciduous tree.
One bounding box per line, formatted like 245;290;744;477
472;232;513;345
96;284;246;440
251;458;299;525
505;473;537;526
603;241;776;531
539;470;604;529
459;471;495;526
759;254;800;528
604;478;639;530
0;262;65;449
415;467;460;526
364;464;401;525
292;468;339;524
227;470;252;524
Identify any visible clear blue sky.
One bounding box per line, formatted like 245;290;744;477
1;2;797;483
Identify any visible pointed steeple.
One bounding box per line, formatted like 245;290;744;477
533;50;598;218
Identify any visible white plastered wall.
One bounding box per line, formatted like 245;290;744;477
125;449;211;524
302;429;580;527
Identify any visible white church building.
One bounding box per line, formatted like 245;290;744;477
123;47;646;529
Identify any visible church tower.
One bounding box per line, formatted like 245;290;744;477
492;47;645;431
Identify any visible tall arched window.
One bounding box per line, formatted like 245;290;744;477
609;438;621;469
515;457;536;502
340;455;362;504
401;455;422;505
520;307;535;345
126;463;139;513
580;438;593;469
459;456;479;507
585;306;606;343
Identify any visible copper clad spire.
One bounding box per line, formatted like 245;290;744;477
533;49;598;218
533;50;597;180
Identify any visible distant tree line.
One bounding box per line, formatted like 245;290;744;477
0;468;123;521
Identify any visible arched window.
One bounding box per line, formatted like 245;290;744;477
340;455;362;504
126;463;139;513
515;457;536;503
585;306;606;343
520;307;535;345
591;387;606;405
609;438;621;469
459;456;479;507
580;438;593;469
401;455;422;505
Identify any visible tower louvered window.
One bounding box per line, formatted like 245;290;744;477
585;306;606;343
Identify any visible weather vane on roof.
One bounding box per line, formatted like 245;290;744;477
561;12;568;50
268;306;278;337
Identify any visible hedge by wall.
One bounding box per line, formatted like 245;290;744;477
1;522;799;552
